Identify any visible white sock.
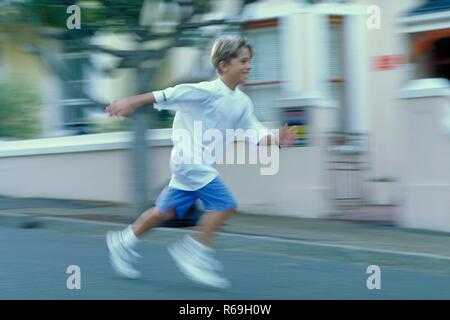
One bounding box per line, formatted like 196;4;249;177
121;225;139;248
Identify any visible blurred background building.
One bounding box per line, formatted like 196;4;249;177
1;0;449;232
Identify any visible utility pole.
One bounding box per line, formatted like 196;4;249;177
131;67;157;217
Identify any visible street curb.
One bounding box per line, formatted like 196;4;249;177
0;212;197;239
3;212;450;264
0;212;124;233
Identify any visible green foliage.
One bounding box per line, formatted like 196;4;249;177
10;0;212;32
154;110;174;129
1;0;220;131
14;0;147;34
89;115;132;133
0;79;41;140
191;0;212;14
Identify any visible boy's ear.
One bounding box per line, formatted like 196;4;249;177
218;60;228;74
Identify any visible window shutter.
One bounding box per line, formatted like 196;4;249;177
328;17;346;132
243;25;281;122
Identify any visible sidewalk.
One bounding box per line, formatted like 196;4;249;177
1;195;450;275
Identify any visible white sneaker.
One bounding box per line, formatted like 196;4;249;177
168;239;230;289
182;236;224;272
106;231;141;279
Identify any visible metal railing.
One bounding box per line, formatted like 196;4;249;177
326;132;370;209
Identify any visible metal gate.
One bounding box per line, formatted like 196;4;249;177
326;132;370;209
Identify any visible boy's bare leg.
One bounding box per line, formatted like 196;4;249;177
194;208;236;247
128;206;234;246
131;207;175;237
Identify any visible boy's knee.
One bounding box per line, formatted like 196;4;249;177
153;207;176;221
225;207;236;217
164;209;175;220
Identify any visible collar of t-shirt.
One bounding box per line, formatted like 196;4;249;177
216;78;240;96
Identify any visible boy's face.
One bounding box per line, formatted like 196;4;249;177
221;47;252;84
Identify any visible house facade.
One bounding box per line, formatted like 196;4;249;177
2;0;450;231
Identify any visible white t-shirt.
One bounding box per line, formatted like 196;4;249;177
153;78;271;191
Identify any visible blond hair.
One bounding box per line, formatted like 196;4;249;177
210;36;253;74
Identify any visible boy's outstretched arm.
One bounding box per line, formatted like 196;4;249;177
106;83;211;117
258;124;297;147
105;92;156;118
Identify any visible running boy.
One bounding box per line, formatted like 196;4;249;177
105;36;296;289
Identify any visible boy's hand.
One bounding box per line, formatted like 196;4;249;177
105;98;136;118
279;123;297;146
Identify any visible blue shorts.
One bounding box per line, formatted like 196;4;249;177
155;176;238;219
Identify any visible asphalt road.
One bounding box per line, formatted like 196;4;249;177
2;226;450;300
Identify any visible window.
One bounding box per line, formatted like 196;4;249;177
328;15;347;133
432;36;450;81
242;19;281;122
60;53;92;133
411;29;450;79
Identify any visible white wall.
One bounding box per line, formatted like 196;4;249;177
0;113;334;218
397;79;450;231
360;0;422;184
